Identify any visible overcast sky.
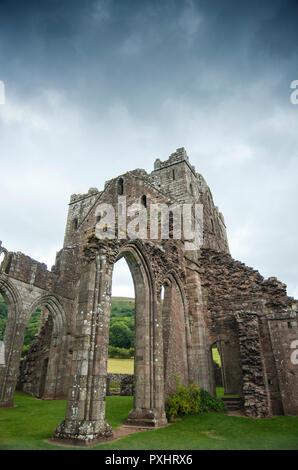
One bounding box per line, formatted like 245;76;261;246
0;0;297;299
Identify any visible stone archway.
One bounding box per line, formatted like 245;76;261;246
18;295;70;400
116;244;167;426
0;277;22;407
161;272;190;397
53;240;167;446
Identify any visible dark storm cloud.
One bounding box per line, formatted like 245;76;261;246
0;0;297;296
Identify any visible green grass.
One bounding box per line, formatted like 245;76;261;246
216;387;240;399
0;392;297;450
107;358;134;374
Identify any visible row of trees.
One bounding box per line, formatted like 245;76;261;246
109;298;135;356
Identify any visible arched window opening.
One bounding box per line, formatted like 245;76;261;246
73;218;78;230
172;169;175;181
190;183;193;196
118;178;124;196
4;253;12;274
141;195;147;208
108;257;135;398
210;218;215;233
18;306;53;398
169;211;174;239
161;278;188;397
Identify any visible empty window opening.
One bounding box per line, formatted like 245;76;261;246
118;178;124;195
141;195;147;208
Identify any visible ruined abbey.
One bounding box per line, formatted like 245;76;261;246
0;147;297;445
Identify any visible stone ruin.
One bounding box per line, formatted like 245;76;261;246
0;147;297;445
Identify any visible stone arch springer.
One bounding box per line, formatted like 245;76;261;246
19;294;71;401
0;275;21;324
0;275;23;407
161;270;191;396
27;294;68;338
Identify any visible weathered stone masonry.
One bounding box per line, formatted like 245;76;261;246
0;147;297;445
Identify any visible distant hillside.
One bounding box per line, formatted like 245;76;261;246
111;297;135;318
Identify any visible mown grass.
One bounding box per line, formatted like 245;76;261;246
216;387;240;399
107;358;134;374
0;392;297;450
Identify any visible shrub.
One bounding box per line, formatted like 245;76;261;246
165;375;226;421
108;346;134;358
199;389;226;413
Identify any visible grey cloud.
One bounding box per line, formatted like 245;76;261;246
0;0;297;298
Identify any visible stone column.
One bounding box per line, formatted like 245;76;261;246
0;319;26;408
220;339;242;396
126;272;167;427
186;270;211;392
53;254;113;445
236;312;270;418
151;289;168;425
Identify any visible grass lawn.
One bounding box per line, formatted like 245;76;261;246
107;358;134;374
0;392;297;450
216;387;240;399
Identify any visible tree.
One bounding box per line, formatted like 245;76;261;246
109;321;133;349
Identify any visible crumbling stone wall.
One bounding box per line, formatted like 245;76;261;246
0;248;73;406
106;373;134;396
199;248;298;417
17;315;53;398
120;375;134;396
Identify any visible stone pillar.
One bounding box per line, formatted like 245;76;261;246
126;267;167;427
53;254;113;445
151;290;168;425
0;319;26;407
43;332;70;399
236;312;270;418
186;270;211;392
220;339;242;396
162;279;189;397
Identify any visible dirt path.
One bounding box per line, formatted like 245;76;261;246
46;424;164;448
